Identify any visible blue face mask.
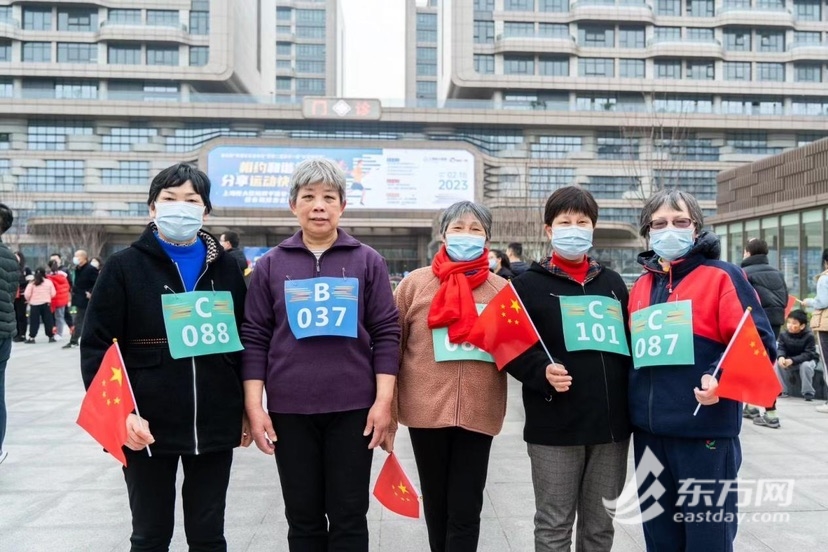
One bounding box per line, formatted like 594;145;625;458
445;234;485;262
488;259;498;271
154;201;204;242
551;226;593;260
650;227;695;261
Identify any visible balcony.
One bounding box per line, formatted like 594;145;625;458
494;33;577;55
647;37;723;59
787;40;828;61
717;6;794;27
570;0;654;23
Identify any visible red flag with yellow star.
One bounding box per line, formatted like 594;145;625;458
465;281;540;370
373;452;420;518
716;310;781;406
76;343;135;466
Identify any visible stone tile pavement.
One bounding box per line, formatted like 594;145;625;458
1;342;827;551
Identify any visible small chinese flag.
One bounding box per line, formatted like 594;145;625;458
76;343;135;466
716;310;782;407
465;281;540;370
373;452;420;518
784;295;798;319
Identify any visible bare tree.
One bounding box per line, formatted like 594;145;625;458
489;160;548;263
37;218;108;259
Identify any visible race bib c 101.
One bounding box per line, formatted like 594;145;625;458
560;295;630;356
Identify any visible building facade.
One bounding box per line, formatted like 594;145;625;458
1;0;828;281
711;137;828;301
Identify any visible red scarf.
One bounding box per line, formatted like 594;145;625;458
552;253;589;284
428;245;490;343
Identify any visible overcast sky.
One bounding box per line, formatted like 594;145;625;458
340;0;406;100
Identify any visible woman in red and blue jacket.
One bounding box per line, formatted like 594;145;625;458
628;190;776;552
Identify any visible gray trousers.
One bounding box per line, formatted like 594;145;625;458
776;359;817;396
527;439;630;552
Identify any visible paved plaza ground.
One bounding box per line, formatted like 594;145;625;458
1;341;827;551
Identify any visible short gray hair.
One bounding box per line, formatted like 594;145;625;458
288;158;347;206
639;189;705;238
439;201;493;240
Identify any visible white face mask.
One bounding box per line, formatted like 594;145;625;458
154;201;205;242
90;260;100;269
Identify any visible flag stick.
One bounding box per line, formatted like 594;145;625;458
114;339;152;457
509;281;556;365
693;306;752;417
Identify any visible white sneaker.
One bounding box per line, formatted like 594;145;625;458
0;450;7;465
816;403;828;414
53;334;62;341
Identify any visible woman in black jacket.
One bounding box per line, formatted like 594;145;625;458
13;252;31;342
505;186;631;552
80;163;250;551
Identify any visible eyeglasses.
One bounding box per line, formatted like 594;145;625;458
649;218;693;230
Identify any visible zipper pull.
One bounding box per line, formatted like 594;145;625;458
316;257;321;274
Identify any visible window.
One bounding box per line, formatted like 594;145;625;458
652;171;718;199
530;136;582;159
0;41;10;62
296;59;325;73
724;62;751;81
505;0;535;10
794;31;821;45
474;54;495;74
18;160;85;192
504;55;535;75
190;46;208;67
758;30;785;52
620;59;645;78
276;7;292;21
0;134;8;150
430;130;523;156
538;56;568;76
538;23;568;39
686;60;714;80
109;81;180;102
794;63;822;82
579;58;614;77
539;0;568;11
57;43;97;64
0;7;10;23
654;137;719;160
655;60;681;79
584;177;641;199
757;63;785;82
792;99;828;116
34;201;87;216
724;29;751;51
296;44;325;59
527;168;575;198
296;78;325;95
654;0;681;15
686;28;714;42
654;27;681;42
276;24;291;35
58;8;97;31
190;10;209;35
277;42;292;56
109;44;141;65
417;47;437;76
56;80;98;99
417;13;437;31
794;0;821;20
101;161;151;186
0;158;9;173
296;9;325;39
103;127;158;152
0;79;12;98
579;25;613;47
416;81;437;99
474;20;494;44
618;27;645;49
687;0;714;16
275;77;292;91
417;28;438;42
596;132;639;160
727;132;782;155
22;43;52;63
23;7;52;31
474;0;495;10
147;10;180;28
107;10;141;25
504;22;535;38
21;79;55;99
28;120;93;150
797;133;828;147
147;46;179;66
576;95;617;111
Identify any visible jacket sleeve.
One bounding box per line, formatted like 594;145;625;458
80;257;127;390
776;335;787;359
49;280;56;299
812;274;828;310
792;333;820;365
364;250;401;376
240;254;276;382
24;283;32;302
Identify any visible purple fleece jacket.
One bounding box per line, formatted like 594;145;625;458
241;229;400;414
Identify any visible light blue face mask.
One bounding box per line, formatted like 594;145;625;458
650;227;695;261
488;259;498;271
154;201;205;242
445;234;485;262
551;226;593;260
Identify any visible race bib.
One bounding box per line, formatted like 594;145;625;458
432;304;494;363
630;300;695;369
284;277;359;339
161;291;243;359
560;295;630;356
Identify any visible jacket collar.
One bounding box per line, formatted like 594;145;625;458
279;229;361;251
131;222;222;264
741;254;768;268
637;231;722;279
533;256;604;284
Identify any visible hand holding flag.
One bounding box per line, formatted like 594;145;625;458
784;295;799;319
373;452;420;518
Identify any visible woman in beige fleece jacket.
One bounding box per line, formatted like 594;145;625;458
389;201;507;552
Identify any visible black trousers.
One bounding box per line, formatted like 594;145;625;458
13;297;27;338
270;408;373;552
408;427;494;552
122;449;233;552
28;304;54;339
69;306;85;344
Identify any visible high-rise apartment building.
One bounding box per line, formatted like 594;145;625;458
406;0;440;104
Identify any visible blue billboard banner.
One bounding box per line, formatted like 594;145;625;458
243;246;271;269
207;146;476;210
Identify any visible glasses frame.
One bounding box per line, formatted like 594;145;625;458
649;217;694;230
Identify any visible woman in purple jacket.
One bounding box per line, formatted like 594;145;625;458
241;158;400;551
